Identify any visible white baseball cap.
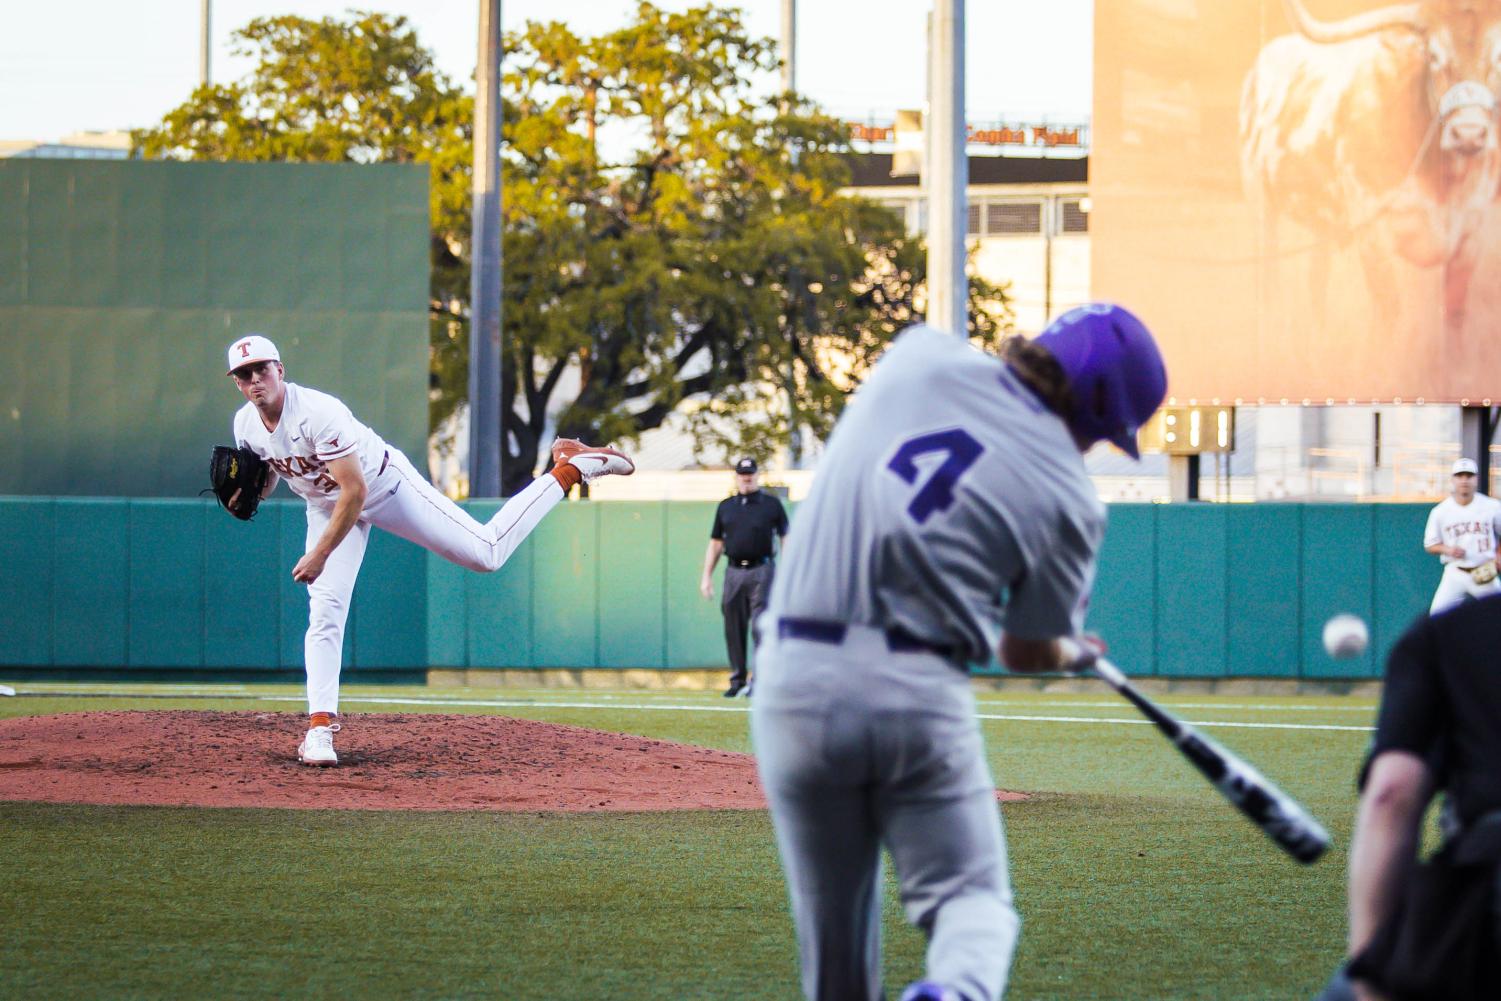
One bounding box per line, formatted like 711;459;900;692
226;335;281;375
1453;457;1479;476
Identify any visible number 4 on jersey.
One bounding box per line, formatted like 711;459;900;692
887;429;984;524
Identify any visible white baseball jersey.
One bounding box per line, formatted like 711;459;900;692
233;383;390;508
1423;494;1501;567
230;380;571;717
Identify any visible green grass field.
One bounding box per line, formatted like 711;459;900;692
0;684;1373;999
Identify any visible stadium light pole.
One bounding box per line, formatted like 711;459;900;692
200;0;211;86
926;0;967;336
469;0;504;497
782;0;803;468
781;0;796;92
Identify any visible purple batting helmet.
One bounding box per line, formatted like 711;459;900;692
1032;303;1167;459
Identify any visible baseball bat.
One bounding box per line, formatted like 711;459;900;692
1072;646;1331;864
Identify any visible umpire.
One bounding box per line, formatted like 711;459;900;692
1316;597;1501;1001
700;458;788;697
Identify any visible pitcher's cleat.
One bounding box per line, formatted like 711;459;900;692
550;437;584;465
551;439;635;483
297;723;342;766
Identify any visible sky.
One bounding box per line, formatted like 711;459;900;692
0;0;1093;142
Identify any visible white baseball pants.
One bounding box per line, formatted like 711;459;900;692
1429;563;1501;616
303;449;563;713
752;624;1020;1001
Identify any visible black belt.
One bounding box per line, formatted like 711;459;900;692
729;557;771;568
777;616;961;661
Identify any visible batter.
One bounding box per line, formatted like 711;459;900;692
1423;457;1501;615
223;335;633;765
751;306;1167;1001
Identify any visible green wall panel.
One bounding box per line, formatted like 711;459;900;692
53;499;128;667
21;167;93;306
0;498;1448;678
530;502;601;668
351;526;427;670
1300;505;1377;678
128;501;205;668
0;166;26;304
598;504;668;668
426;542;470;669
1089;505;1157;674
160;175;212;309
203;502;282;670
665;502;729;669
464;501;533;669
1372;505;1438;671
1155;504;1228;676
1226;505;1301;677
0;499;54;665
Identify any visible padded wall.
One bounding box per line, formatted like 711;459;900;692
0;499;1439;679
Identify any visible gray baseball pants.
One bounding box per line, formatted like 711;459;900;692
723;562;773;687
752;624;1019;1001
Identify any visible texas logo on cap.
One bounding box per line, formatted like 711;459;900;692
226;335;281;375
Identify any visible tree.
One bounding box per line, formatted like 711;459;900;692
137;5;1013;496
497;5;1010;493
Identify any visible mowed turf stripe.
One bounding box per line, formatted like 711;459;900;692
973;711;1371;732
6;689;1374;732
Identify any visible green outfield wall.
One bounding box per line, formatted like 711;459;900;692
0;498;1438;680
0;160;429;497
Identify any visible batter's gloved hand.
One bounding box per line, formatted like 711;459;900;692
1057;633;1107;674
206;445;268;521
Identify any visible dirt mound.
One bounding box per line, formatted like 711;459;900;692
0;710;1029;813
0;711;769;812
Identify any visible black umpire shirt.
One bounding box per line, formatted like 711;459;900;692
1367;596;1501;824
711;490;789;564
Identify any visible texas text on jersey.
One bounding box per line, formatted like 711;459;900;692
233;383;389;504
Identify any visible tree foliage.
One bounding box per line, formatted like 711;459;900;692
136;4;1013;495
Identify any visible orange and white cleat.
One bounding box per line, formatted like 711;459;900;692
550;438;635;483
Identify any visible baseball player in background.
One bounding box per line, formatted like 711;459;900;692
222;335;633;766
751;304;1167;1001
1422;457;1501;615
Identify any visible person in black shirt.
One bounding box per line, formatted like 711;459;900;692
1316;597;1501;1001
700;458;789;697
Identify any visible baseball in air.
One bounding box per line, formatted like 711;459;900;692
1322;614;1369;660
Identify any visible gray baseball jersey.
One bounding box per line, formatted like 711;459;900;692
766;323;1105;664
753;324;1109;1001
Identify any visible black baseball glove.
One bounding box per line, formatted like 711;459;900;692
207;445;269;521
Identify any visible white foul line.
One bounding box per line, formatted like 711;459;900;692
7;689;1370;732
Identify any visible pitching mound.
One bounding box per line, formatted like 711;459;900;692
0;711;771;812
0;710;1029;813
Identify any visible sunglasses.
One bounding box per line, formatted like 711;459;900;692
231;362;274;382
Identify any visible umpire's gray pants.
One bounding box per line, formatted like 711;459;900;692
723;562;773;686
752;625;1019;1001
